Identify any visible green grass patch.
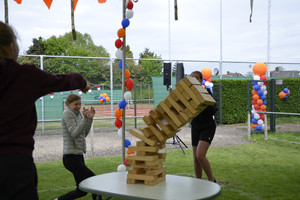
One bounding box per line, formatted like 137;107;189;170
36;132;300;200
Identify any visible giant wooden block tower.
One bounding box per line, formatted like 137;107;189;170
126;76;216;186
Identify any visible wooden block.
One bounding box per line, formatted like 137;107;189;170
155;106;179;130
190;85;216;105
127;154;159;162
182;76;201;87
144;175;166;186
145;166;166;176
140;127;154;138
148;124;167;143
157;102;183;127
173;90;198;116
128;145;159;153
127;158;165;168
165;96;189;122
129;128;158;147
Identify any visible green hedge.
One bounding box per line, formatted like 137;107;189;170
214;78;300;124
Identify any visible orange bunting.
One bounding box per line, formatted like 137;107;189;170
14;0;22;4
98;0;107;3
43;0;53;9
74;0;78;10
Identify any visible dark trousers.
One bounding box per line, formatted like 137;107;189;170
58;154;97;200
0;154;39;200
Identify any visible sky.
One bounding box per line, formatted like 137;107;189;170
1;0;300;76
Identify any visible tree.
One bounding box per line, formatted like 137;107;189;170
138;48;163;84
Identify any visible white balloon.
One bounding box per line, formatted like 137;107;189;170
117;128;128;138
126;9;134;19
124;91;132;100
252;105;254;109
205;81;210;86
251;109;257;114
257;119;264;125
258;82;264;86
115;49;123;59
254;113;260;120
264;90;268;95
209;82;214;88
117;164;126;172
253;75;260;80
261;124;265;129
261;85;266;91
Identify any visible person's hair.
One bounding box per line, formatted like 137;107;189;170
0;21;19;65
66;94;81;106
191;71;203;83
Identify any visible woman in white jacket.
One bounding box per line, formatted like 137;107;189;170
56;94;97;200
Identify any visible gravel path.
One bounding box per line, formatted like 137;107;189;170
33;124;250;163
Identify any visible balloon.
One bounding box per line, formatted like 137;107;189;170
257;90;264;96
253;62;267;76
252;82;257;86
127;149;135;155
105;97;110;102
263;90;268;96
115;39;123;49
100;99;104;103
122;18;130;28
251;109;257;114
258;82;264;86
251;123;257;129
279;92;285;99
117;164;126;172
115;109;123;119
124;158;131;166
260;104;266;110
260;85;266;91
118;60;127;69
201;67;212;80
252;94;259;100
254;113;260;120
119;100;127;109
207;78;212;82
257;99;263;105
252;118;258;124
127;0;134;9
117;28;126;38
283;88;289;93
125;139;131;148
125;78;134;91
124;91;132;100
125;69;130;79
260;75;267;80
115;49;123;59
251;100;257;105
252;90;257;95
257;119;264;125
260;95;266;100
126;9;134;19
256;124;262;131
263;99;267;105
115;119;122;128
253;85;260;91
253;75;260;80
117;128;128;137
254;104;260;110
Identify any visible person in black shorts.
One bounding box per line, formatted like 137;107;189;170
190;71;217;183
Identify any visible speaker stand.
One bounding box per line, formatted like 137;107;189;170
167;134;188;154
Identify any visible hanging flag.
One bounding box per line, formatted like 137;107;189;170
96;85;101;91
74;0;79;10
43;0;53;9
78;89;82;95
50;93;54;100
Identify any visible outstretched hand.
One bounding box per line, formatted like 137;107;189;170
82;107;95;119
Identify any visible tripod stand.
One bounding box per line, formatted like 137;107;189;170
168;134;188;154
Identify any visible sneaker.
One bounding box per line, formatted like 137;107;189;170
213;178;218;183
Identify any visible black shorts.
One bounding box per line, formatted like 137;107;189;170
191;123;216;146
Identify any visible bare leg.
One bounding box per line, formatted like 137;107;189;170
193;146;202;178
195;140;214;181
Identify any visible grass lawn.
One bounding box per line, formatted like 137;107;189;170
36;132;300;200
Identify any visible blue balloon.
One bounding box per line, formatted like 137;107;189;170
263;100;267;105
125;139;131;148
122;18;130;28
284;95;288;99
260;95;266;100
119;100;127;109
252;82;257;85
257;90;264;96
118;60;127;69
252;114;254;118
202;80;206;85
283;88;289;93
252;118;258;124
254;85;260;91
256;124;262;131
98;97;101;100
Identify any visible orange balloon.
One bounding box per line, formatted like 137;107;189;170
100;99;104;103
260;105;266;110
252;123;257;129
125;69;130;79
103;93;108;97
257;99;263;105
201;67;212;80
105;97;110;102
252;94;260;100
115;109;123;119
278;92;285;99
117;28;126;38
253;62;267;76
252;90;257;95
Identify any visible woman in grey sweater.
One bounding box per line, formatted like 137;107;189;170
56;94;97;200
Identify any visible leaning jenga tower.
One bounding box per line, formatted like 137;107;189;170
126;76;216;186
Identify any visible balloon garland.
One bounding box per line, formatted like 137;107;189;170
279;88;290;99
251;62;268;132
115;0;136;172
200;67;214;94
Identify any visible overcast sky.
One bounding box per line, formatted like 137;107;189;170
1;0;299;75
